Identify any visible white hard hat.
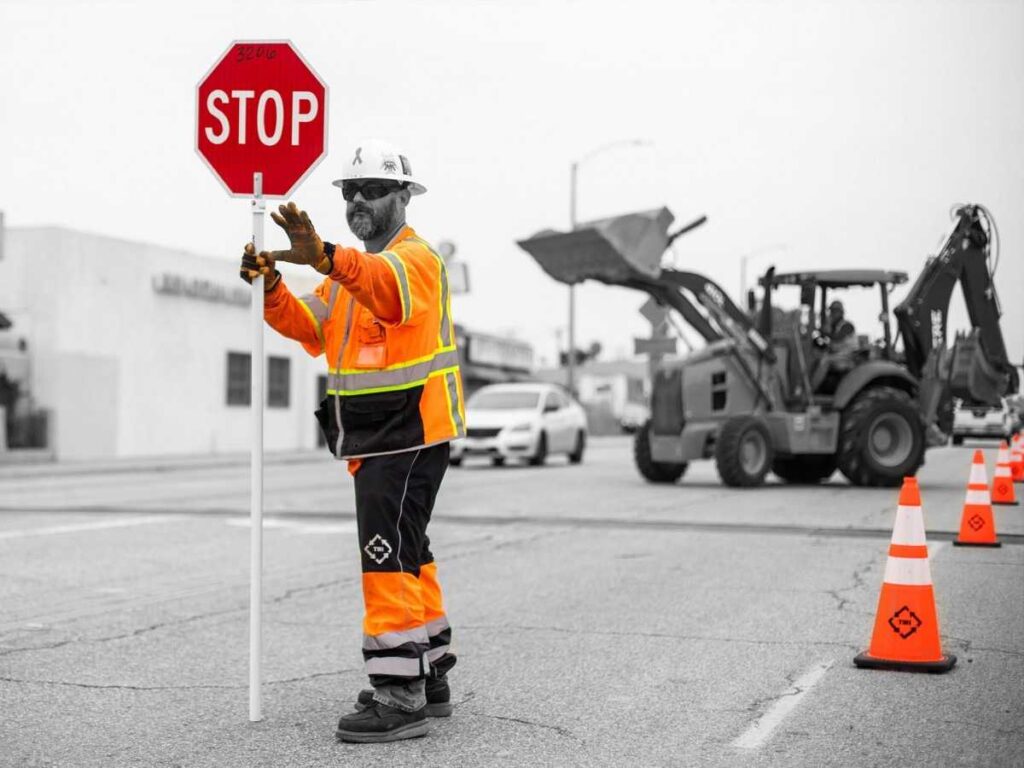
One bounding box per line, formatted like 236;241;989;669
332;138;426;195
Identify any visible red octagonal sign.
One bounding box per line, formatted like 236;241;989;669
196;41;328;197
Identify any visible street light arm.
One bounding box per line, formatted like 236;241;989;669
574;138;652;167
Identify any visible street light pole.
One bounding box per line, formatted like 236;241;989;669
567;138;650;397
568;160;579;396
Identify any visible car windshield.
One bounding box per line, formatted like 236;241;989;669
467;390;540;410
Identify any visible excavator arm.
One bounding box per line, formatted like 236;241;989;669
894;204;1018;412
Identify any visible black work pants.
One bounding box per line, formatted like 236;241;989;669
354;442;456;687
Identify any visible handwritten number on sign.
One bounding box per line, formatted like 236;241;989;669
236;45;278;63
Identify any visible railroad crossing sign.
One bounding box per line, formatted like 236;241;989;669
634;336;678;355
196;41;328;197
639;297;669;328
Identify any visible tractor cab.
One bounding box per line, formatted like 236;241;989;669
756;269;909;405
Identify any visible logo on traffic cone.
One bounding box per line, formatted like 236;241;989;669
991;441;1019;506
953;450;1001;547
854;477;956;673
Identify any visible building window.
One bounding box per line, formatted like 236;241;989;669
226;352;251;406
268;356;290;408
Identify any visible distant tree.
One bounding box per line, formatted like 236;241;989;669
559;340;603;366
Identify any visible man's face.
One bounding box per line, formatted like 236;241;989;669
829;305;843;323
344;181;408;242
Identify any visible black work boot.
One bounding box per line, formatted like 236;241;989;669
354;676;453;718
335;702;429;743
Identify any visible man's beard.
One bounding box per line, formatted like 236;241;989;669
347;197;400;242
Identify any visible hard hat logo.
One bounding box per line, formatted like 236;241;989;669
381;158;398;173
352;147;363;165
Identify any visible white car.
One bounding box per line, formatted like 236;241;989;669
951;400;1013;445
449;383;588;467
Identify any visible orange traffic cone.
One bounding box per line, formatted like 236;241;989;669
854;476;956;673
991;441;1019;506
953;450;1001;547
1012;434;1024;483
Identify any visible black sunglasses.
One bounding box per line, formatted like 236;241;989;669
341;181;405;202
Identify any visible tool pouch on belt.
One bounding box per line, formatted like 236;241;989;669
315;390;425;458
314;396;342;456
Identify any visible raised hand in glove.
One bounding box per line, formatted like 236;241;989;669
239;242;280;291
268;201;333;274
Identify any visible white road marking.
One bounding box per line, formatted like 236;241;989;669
224;517;356;535
0;515;181;540
733;659;834;750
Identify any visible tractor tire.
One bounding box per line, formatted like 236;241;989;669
837;386;924;487
715;416;774;487
568;430;586;464
634;421;687;484
771;454;837;484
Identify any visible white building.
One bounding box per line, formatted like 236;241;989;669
0;225;326;460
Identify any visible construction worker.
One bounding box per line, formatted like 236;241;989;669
825;299;856;347
239;138;465;743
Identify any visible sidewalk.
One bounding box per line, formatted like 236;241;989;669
0;448;330;479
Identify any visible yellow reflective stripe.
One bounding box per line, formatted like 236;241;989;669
379;251;412;324
328;345;457;376
444;370;464;435
327;365;460;397
411;236;450;347
297;296;325;349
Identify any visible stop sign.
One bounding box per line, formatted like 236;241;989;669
196;41;328;197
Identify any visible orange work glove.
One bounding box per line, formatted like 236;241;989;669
267;201;333;274
239;242;280;291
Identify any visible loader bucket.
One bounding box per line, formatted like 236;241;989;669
517;207;675;285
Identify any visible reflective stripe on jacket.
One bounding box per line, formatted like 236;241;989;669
263;225;466;459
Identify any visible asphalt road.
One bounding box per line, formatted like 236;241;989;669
0;437;1021;767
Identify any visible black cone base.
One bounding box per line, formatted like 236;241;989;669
952;540;1002;547
854;651;957;673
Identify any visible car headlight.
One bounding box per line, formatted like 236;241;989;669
506;422;533;432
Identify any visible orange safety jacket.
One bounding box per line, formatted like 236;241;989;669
263;225;466;459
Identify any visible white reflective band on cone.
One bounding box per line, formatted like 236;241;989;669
892;505;927;545
883;556;933;586
965;489;991;505
969;462;988;485
994;465;1012;477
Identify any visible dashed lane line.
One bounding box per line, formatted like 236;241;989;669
732;659;835;750
1;507;1021;544
0;515;182;540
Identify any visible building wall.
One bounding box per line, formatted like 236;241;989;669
0;227;325;459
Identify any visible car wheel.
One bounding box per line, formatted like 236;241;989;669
528;432;548;466
491;456;506;467
449;456;463;467
568;430;586;464
952;435;964;446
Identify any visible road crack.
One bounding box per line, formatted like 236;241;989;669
0;668;357;691
464;711;577;739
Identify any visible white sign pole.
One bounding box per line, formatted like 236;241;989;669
249;171;265;723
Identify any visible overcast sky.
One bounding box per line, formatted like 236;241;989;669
2;0;1021;367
